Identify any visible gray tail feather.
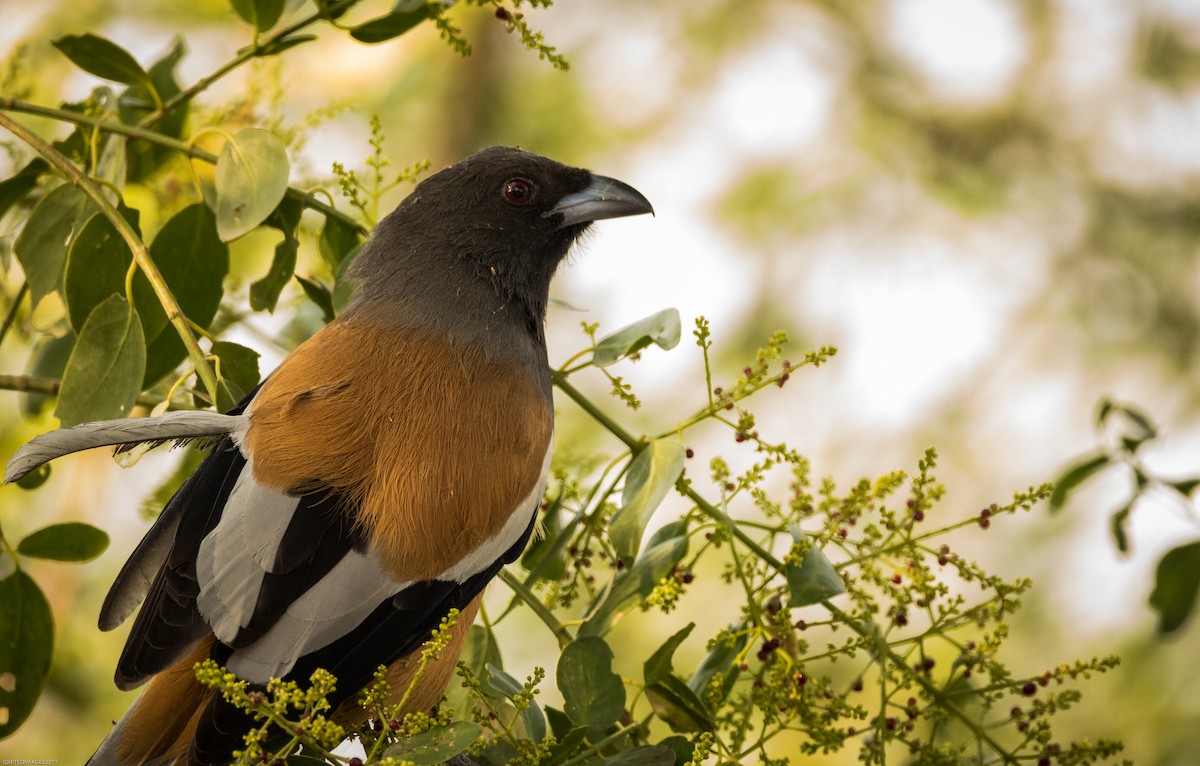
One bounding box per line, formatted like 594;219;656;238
4;411;245;484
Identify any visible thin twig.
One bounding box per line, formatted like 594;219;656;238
0;281;29;349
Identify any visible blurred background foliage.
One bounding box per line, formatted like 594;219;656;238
2;0;1200;763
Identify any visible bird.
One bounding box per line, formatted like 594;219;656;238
4;145;653;765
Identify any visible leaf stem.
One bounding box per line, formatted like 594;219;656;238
0;111;221;408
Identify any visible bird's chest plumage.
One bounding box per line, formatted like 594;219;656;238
242;316;554;582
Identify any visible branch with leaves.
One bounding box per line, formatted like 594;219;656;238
0;3;1130;765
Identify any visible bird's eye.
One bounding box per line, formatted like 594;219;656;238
503;178;535;205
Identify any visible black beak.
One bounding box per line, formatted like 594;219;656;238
548;173;654;228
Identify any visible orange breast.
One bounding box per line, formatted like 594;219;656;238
243;317;552;581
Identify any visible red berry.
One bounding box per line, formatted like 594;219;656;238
1022;682;1038;696
495;7;510;20
349;759;364;766
852;680;863;691
685;448;694;459
913;510;925;522
681;572;694;584
1010;706;1022;718
795;619;807;630
979;517;990;529
743;367;753;376
891;574;902;584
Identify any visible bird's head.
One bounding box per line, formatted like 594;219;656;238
346;146;653;334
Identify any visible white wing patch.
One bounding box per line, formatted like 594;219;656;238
196;429;552;683
227;550;408;681
195;466;301;642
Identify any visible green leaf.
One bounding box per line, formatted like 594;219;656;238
15;464;50;491
642;625;715;732
349;7;433;43
250;197;303;312
1149;541;1200;634
0;159;48;221
0;570;54;737
447;624;504;715
1048;453;1111;510
211;341;261;395
687;626;747;697
52;33;153;89
604;746;677;766
209;341;260;411
295;275;335;323
476;741;518;766
231;0;286;32
1169;478;1200;498
318;214;363;268
64;213;133;333
253;34;319;58
644;677;713;733
543;724;588;766
55;296;146;427
557;637;625;734
14;183;97;308
485;665;546;742
657;735;695;766
593;308;682;367
581;522;689;637
1110;502;1133;554
23;334;75;416
17;522;109;562
214;128;290;241
383;721;483;764
1120;404;1157;443
644;623;695;686
785;527;845;608
136;203;229;346
120;39;188;182
609;438;686;565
